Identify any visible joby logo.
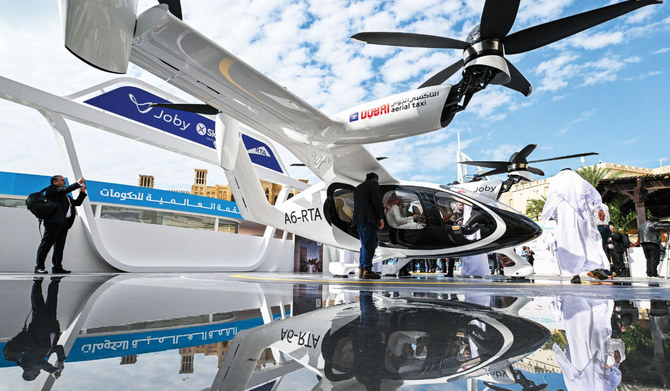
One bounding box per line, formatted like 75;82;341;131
476;185;496;193
196;123;207;136
129;94;154;114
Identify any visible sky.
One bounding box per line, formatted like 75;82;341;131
1;0;668;190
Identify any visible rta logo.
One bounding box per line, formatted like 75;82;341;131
248;146;271;157
129;93;153;114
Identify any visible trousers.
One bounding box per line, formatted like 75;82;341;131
357;223;378;270
36;222;69;270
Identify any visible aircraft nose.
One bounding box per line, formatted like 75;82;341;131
496;208;542;247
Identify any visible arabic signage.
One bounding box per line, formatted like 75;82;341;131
87;180;241;219
0;172;241;219
84;86;285;174
66;317;263;361
0;311;289;367
349;90;440;122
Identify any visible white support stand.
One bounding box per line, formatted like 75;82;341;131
498;247;534;278
328;249;358;277
381;258;411;276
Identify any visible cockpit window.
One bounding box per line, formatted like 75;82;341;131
383;190;425;230
435;192;496;240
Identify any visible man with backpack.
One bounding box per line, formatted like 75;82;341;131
2;278;66;381
34;175;87;274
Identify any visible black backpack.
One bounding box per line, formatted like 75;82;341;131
25;187;57;219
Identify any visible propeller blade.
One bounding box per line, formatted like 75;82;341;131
503;60;532;96
477;167;510;178
158;0;183;20
351;32;469;49
480;0;520;40
418;59;464;88
503;0;662;55
528;152;598;164
527;166;545;176
150;103;219;115
376;157;388;161
460;160;509;169
512;144;537;163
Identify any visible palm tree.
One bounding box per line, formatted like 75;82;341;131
576;165;618;187
606;194;637;231
525;197;546;221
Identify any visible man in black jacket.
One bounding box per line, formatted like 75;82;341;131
609;224;627;276
353;173;384;279
35;175;87;274
2;278;66;381
639;217;670;277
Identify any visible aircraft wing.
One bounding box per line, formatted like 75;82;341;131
131;5;395;184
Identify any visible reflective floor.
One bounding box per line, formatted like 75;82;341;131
1;272;670;390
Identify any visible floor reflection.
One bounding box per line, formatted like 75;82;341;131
0;274;668;390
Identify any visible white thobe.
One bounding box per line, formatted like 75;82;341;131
552;298;620;391
461;204;490;277
541;170;609;275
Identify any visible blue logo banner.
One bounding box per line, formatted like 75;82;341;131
84;86;217;148
241;134;283;174
84;86;285;174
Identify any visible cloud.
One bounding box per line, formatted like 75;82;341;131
639;70;663;79
564;31;624;50
1;0;668;191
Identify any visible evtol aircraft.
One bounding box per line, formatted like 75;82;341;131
56;0;660;277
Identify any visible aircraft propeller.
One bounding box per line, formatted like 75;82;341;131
352;0;661;96
460;144;598;179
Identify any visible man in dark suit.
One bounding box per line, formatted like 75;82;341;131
353;172;384;279
3;277;66;381
35;175;87;274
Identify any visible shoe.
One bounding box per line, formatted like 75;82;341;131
570;275;581;284
587;270;608;280
361;269;381;279
52;267;71;274
444;273;454;278
34;268;48;274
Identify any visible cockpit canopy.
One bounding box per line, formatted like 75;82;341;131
326;183;498;251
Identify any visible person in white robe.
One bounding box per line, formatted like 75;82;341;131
552;298;621;391
385;193;425;230
541;169;610;282
460;204;490;277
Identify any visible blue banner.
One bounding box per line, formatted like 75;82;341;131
84;86;285;174
0;311;290;366
0;172;241;219
242;134;283;174
86;180;241;219
84;86;216;148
